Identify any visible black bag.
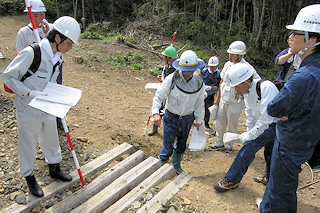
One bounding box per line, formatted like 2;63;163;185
4;43;41;93
256;79;286;100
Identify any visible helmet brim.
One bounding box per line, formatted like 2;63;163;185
286;24;300;31
229;82;240;87
208;63;219;66
172;59;206;71
227;49;246;55
285;24;318;33
24;9;46;12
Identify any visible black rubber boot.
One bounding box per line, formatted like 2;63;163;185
25;174;44;197
147;125;158;136
49;163;72;181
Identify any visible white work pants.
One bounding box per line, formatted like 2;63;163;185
16;108;61;177
214;101;244;149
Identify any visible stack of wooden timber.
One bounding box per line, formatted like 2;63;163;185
1;143;192;213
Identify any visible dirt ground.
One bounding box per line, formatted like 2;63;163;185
1;15;320;212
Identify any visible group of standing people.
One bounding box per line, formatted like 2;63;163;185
150;4;320;213
1;1;320;212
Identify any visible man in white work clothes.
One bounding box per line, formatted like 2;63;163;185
2;16;80;197
209;41;260;152
16;0;52;52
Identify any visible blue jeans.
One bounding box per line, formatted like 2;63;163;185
226;124;276;183
159;110;194;160
259;139;315;213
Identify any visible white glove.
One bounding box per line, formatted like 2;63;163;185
223;132;240;142
28;90;48;98
239;132;251;144
205;85;212;91
208;105;218;120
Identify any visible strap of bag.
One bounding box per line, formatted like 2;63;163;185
256;79;267;100
20;43;41;82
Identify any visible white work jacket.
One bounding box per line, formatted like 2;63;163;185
152;70;205;124
242;79;279;141
220;59;260;104
16;23;52;52
2;39;62;114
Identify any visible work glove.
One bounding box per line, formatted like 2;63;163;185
208;105;218;120
28;90;48;98
239;132;252;144
205;85;212;91
223;132;240;145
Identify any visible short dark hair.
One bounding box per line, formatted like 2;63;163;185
309;32;320;53
47;29;67;44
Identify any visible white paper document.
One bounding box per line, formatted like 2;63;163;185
28;82;82;118
145;83;161;91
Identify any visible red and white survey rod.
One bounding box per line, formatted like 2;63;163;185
24;0;41;43
171;32;177;46
143;112;152;136
62;118;86;187
142;32;177;136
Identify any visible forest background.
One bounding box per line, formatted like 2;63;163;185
0;0;319;78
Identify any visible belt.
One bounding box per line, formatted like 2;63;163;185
166;110;194;119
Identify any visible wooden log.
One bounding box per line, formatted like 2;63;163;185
1;143;134;213
45;150;146;213
137;172;193;213
105;164;176;213
71;156;162;213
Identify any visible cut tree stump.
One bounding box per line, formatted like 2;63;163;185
1;143;193;213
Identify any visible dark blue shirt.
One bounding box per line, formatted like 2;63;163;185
274;48;292;80
201;68;221;96
267;53;320;149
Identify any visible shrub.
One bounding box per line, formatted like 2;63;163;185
130;63;144;70
0;0;24;16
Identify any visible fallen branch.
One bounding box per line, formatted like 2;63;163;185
117;40;163;59
298;179;320;190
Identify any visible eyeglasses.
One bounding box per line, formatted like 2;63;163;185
291;32;305;37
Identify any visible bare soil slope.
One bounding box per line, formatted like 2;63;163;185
0;15;319;212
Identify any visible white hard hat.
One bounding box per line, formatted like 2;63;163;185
208;56;219;66
24;0;46;13
0;52;11;74
53;16;80;45
228;63;253;87
227;41;246;55
172;50;206;71
286;4;320;33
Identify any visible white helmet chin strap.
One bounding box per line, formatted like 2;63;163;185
298;32;320;55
